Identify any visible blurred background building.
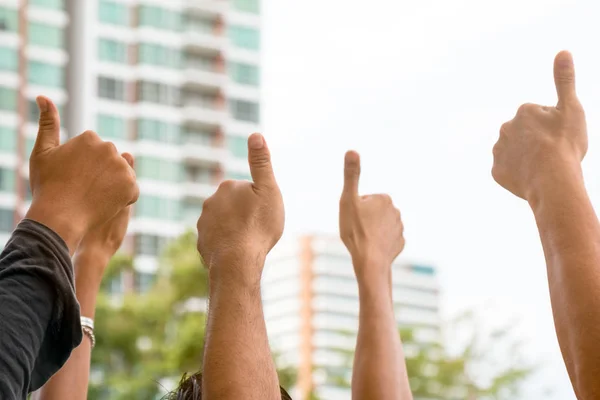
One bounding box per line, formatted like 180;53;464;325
0;0;261;293
263;235;441;400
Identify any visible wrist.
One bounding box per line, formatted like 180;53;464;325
26;200;88;256
353;256;392;287
207;253;264;291
74;251;110;286
527;158;584;211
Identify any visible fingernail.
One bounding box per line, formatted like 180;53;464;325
249;133;264;149
36;96;48;112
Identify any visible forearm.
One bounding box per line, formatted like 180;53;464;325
352;272;413;400
203;274;280;400
35;255;104;400
530;167;600;399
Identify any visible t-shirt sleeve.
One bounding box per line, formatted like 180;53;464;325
0;219;82;399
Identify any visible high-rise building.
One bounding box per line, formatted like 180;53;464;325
0;0;261;292
263;235;441;400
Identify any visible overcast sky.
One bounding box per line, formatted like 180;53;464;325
260;0;600;398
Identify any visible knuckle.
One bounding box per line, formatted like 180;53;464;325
218;179;236;190
517;103;537;116
81;130;99;142
103;141;118;155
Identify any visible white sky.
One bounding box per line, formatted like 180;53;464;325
261;0;600;398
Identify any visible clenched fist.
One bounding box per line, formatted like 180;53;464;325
26;96;139;255
197;133;284;286
492;51;587;204
339;151;405;284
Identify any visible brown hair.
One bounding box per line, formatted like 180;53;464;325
166;373;293;400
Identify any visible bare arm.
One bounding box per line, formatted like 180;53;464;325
353;271;412;400
529;166;600;399
491;51;598;399
197;133;284;400
202;263;280;400
339;150;413;400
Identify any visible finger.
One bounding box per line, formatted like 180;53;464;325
34;96;60;153
342;150;361;199
248;133;277;189
554;50;578;108
121;152;135;168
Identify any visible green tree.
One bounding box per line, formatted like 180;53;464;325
89;231;297;399
324;312;535;400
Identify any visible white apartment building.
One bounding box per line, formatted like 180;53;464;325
0;0;261;293
263;235;441;400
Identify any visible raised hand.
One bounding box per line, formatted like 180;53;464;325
339;150;405;284
198;133;284;400
339;151;412;400
492;51;587;204
26;96;139;255
197;132;284;286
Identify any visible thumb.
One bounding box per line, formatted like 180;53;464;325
342;150;361;199
554;50;578;108
34;96;60;153
248;133;276;188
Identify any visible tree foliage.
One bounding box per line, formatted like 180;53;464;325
324;312;535;400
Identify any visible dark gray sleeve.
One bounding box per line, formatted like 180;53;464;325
0;219;82;399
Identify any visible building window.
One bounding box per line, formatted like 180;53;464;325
28;61;64;88
135;234;169;256
99;0;129;26
97;114;127;139
29;23;64;48
227;135;248;158
185;130;213;146
187;54;216;72
137;119;181;144
138;43;181;69
185;165;213;184
135;271;156;293
229;62;259;86
98;38;127;63
0;208;13;232
187;16;214;34
0;167;15;193
30;0;64;9
411;265;435;275
0;47;17;71
230;99;259;123
0;87;17;111
98;76;126;101
233;0;260;14
137;156;182;182
0;126;16;152
138;5;182;31
136;195;182;221
229;26;260;50
137;81;180;107
0;7;18;32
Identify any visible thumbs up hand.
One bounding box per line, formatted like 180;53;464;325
26;96;139;255
196;133;284;286
339;151;404;285
492;51;588;204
